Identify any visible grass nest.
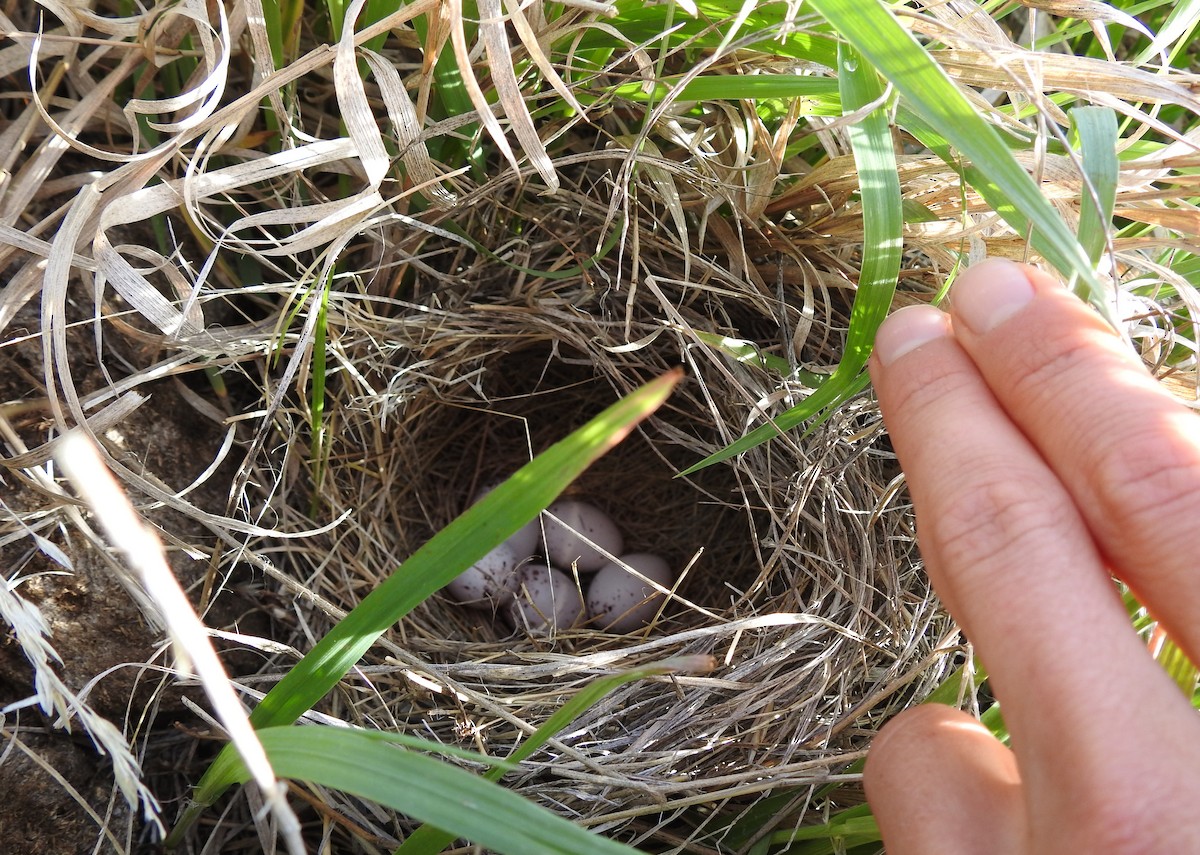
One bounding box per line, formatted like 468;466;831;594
232;176;959;848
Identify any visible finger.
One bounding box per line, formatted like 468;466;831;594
869;305;1200;799
945;258;1200;667
864;704;1024;855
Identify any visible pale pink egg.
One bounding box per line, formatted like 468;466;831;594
586;553;674;633
542;500;623;573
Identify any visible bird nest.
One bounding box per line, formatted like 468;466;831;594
237;182;960;848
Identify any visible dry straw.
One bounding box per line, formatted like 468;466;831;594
0;0;1196;850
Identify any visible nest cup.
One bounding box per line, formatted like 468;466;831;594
292;225;956;845
395;341;759;640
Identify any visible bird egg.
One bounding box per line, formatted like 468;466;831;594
542;500;623;573
585;553;673;633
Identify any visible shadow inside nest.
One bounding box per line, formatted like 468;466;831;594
397;341;767;645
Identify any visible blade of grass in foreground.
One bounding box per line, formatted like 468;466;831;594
395;654;715;855
804;0;1111;318
683;42;901;474
1070;106;1118;265
213;727;648;855
168;369;682;840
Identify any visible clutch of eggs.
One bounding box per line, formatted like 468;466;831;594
443;490;674;633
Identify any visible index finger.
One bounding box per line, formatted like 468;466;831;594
868;297;1200;802
946;258;1200;667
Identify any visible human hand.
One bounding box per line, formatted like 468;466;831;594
864;258;1200;853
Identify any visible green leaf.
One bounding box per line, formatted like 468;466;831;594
767;803;880;853
215;727;647;855
921;659;988;708
595;1;839;68
612;75;841;114
803;0;1111;317
308;268;333;508
683;42;901;473
1070;106;1118;265
173;369;682;833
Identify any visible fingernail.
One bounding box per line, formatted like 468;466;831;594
950;258;1036;335
873;305;951;367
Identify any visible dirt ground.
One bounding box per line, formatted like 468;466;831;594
0;298;263;851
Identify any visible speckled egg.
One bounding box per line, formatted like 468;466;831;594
586;553;674;633
508;564;584;632
445;541;525;606
542;500;623;573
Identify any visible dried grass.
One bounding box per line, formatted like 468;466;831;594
0;0;1197;851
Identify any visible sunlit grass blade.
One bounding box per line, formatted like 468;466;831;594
211;727;648;855
1151;630;1200;698
597;0;839;67
612;75;840;113
804;0;1112;320
396;654;715;855
1071;106;1118;265
169;369;682;837
683;43;900;474
1122;586;1199;698
1133;0;1200;65
690;331;827;388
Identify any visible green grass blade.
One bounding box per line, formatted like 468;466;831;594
682;43;900;473
214;727;648;855
612;75;841;111
767;803;880;854
596;1;839;67
1070;106;1118;265
690;331;828;388
805;0;1111;317
1157;638;1200;698
308;269;332;508
259;0;287;68
395;654;714;855
177;369;681;823
1122;586;1199;698
205;727;518;783
1133;0;1200;66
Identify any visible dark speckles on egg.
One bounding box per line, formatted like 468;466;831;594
508;564;584;632
445;541;525;606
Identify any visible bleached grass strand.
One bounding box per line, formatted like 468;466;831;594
0;516;161;831
54;432;303;855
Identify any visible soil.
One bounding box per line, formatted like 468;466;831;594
0;302;257;852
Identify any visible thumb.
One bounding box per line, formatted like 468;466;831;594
864;704;1025;855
